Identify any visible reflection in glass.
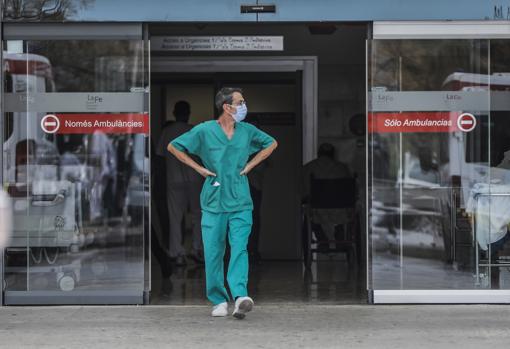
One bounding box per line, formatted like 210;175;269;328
3;39;148;299
3;0;96;21
368;39;501;290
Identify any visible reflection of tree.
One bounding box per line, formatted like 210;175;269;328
372;40;489;91
33;40;145;92
4;0;95;20
490;40;510;74
370;40;496;183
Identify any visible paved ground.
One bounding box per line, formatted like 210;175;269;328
0;304;509;348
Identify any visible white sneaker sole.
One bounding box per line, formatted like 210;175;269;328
233;299;253;320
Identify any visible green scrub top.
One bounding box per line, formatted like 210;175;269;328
170;120;275;213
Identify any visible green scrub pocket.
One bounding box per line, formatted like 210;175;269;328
202;176;221;208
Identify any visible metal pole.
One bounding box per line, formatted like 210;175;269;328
0;2;4;306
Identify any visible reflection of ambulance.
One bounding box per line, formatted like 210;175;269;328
442;72;510;91
441;72;510;270
3;52;83;291
442;72;510;202
3;52;57;184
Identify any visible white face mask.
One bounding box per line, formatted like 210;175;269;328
232;103;248;122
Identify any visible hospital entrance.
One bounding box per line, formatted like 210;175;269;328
4;22;510;305
148;23;368;304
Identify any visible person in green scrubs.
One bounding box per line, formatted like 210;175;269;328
167;87;277;319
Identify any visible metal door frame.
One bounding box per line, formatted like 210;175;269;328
150;56;318;164
0;5;3;307
150;56;317;301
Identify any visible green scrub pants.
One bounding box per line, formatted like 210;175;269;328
201;209;252;305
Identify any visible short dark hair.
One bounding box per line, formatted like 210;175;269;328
215;87;243;113
318;143;335;158
173;100;190;121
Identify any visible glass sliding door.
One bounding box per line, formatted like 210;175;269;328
486;39;510;293
366;37;510;302
2;24;149;304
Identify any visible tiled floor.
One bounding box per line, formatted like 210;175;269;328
150;257;366;305
151;250;510;305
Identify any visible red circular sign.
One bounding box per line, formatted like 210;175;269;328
457;113;476;132
41;114;60;134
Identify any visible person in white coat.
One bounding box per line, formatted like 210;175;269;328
157;101;204;266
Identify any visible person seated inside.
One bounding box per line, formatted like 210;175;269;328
302;143;352;250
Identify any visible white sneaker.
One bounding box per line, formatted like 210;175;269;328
232;297;254;319
211;302;228;317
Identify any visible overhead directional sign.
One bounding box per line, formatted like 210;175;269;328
151;36;284;51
